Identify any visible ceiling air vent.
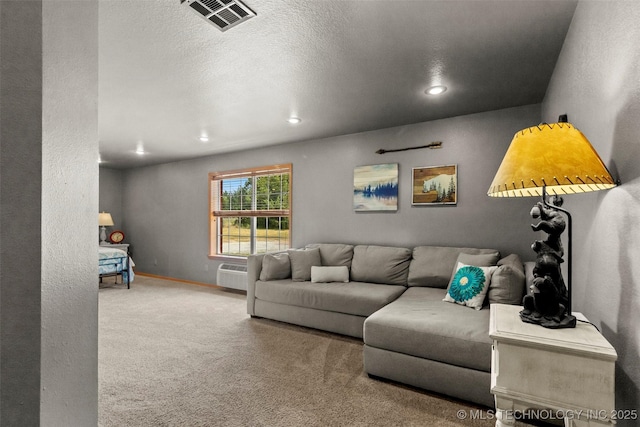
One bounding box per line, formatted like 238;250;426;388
181;0;256;32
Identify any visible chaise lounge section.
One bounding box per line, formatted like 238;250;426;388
364;286;495;406
247;243;526;407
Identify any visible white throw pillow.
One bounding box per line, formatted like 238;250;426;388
443;262;497;310
311;266;349;283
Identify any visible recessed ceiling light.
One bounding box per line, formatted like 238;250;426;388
287;117;302;125
199;136;209;142
135;147;145;155
426;85;447;95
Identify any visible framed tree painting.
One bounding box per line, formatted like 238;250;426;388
353;163;398;211
412;164;457;205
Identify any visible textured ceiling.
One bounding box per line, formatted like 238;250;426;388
98;0;578;169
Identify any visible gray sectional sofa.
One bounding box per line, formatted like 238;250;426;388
247;243;526;407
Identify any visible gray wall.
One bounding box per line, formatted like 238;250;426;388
41;1;99;423
542;1;640;419
1;1;43;422
1;0;99;425
99;167;125;234
123;104;540;283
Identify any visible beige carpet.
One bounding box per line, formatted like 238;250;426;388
98;275;509;427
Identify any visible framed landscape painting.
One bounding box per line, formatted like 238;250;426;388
412;164;457;205
353;163;398;211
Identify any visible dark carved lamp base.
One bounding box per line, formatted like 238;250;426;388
520;306;577;329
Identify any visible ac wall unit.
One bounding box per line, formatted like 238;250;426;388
181;0;256;32
216;263;248;290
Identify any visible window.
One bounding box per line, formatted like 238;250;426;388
209;164;291;258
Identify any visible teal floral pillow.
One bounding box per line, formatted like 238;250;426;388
443;262;497;310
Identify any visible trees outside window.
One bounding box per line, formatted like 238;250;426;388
209;164;291;257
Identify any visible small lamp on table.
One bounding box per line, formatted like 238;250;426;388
99;212;114;245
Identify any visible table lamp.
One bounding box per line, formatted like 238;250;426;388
99;212;114;244
487;117;617;328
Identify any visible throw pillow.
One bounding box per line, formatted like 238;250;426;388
259;252;291;281
443;262;497;310
447;252;500;288
311;266;349;283
488;254;526;305
288;248;322;281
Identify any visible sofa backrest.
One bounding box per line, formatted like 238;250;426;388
350;245;412;286
407;246;500;288
305;243;354;268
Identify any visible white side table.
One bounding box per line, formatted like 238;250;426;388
490;304;617;427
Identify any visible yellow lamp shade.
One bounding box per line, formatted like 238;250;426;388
488;123;616;197
98;212;114;226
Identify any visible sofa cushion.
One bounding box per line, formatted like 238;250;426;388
363;287;492;372
254;279;406;317
288;248;322;282
305;243;354;268
407;246;500;288
454;252;501;268
350;245;412;286
443;263;497;310
488;254;526;305
259;252;291;281
311;266;349;283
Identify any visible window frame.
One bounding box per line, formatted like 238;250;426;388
208;164;292;259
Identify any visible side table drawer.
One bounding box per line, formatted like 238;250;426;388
492;340;615;411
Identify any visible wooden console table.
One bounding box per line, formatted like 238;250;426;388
490;304;617;427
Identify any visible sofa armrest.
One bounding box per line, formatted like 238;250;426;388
247;254;265;315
